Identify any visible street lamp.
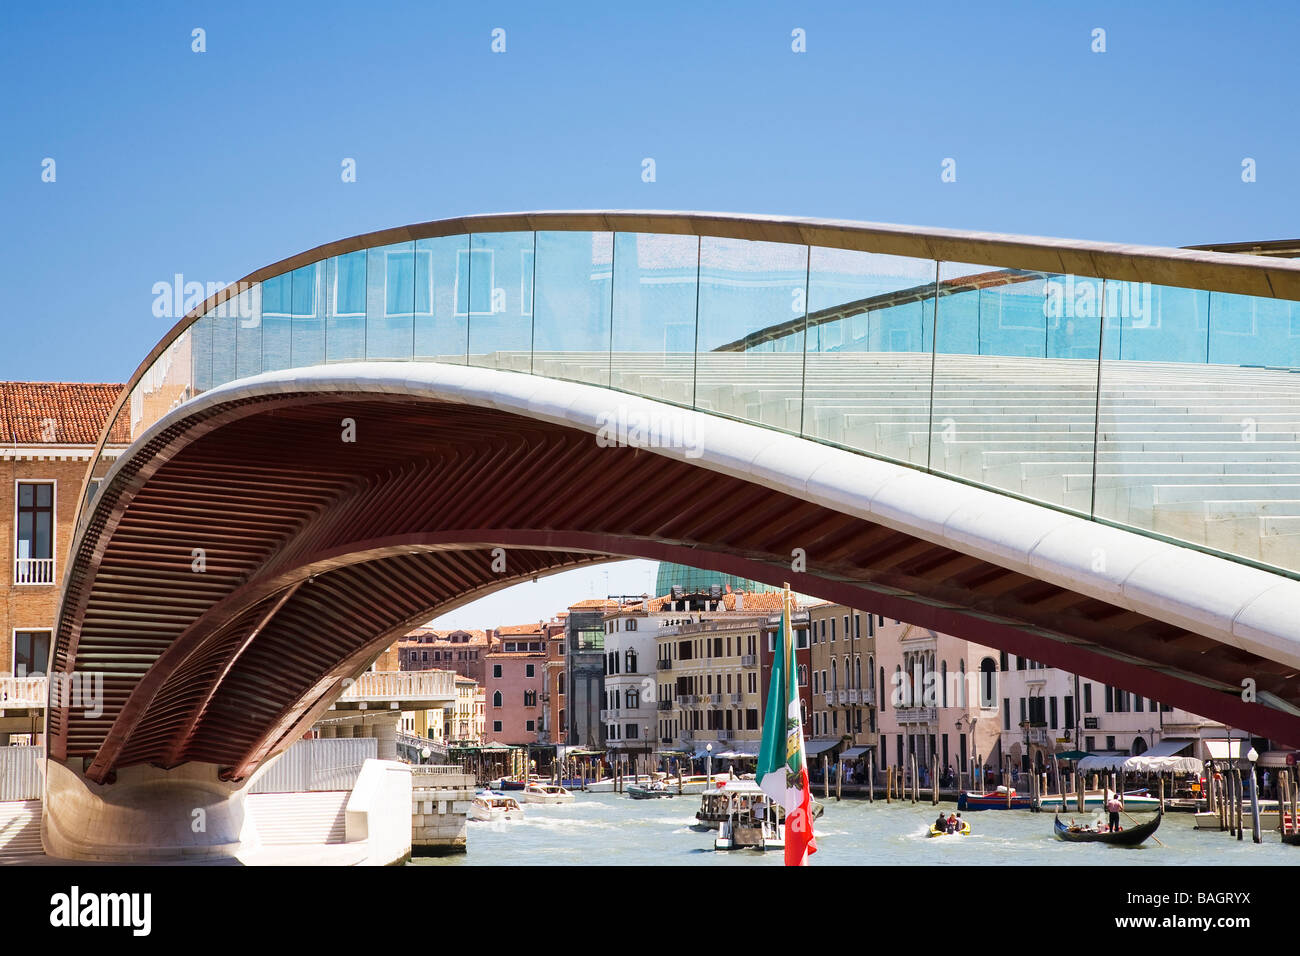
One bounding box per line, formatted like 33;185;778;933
1247;747;1261;844
706;742;713;788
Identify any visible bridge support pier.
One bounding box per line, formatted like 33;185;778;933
42;759;261;862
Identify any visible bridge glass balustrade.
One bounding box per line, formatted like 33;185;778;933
804;246;937;468
1097;283;1300;565
610;232;699;405
932;264;1104;515
533;231;614;387
413;235;470;363
96;227;1300;578
694;236;807;432
469;232;534;370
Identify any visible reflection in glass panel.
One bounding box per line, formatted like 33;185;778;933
1097;285;1300;572
327;252;367;362
695;237;807;432
191;314;213;394
931;264;1101;513
533;231;613;387
610;233;698;405
467;233;535;371
367;243;416;360
414;235;470;363
804;247;936;465
233;282;263;380
290;264;325;368
130;329;196;442
261;273;293;372
210;311;236;388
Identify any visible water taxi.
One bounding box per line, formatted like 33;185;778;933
469;791;525;822
695;779;825;830
713;789;785;852
522;782;574;804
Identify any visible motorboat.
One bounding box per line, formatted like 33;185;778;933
957;787;1034;811
469;791;525;822
1054;810;1162;846
696;779;823;829
522;782;574;804
928;819;971;837
713;790;785;851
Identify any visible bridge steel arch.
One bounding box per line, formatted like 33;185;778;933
48;213;1300;860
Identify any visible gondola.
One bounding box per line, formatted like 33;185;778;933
1054;810;1162;846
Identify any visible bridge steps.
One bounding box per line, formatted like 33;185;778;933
245;791;348;846
0;800;44;862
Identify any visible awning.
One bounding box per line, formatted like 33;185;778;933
1259;751;1293;768
803;739;841;757
1139;739;1192;759
1077;753;1126;772
840;746;872;760
1205;740;1243;760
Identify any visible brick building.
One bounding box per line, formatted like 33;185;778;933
1;382;127;680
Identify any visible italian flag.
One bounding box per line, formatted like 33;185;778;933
757;585;817;866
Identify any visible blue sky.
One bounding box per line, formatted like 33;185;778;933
2;1;1295;626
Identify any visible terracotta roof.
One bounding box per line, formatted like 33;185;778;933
399;627;490;645
496;622;544;635
613;590;796;614
567;599;621;610
0;382;127;445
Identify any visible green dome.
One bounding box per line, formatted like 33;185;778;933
653;562;779;596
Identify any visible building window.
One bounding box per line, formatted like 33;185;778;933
526;720;535;732
492;691;503;708
523;690;537;706
493;664;502;679
15;482;55;585
13;629;51;676
493;720;502;732
526;663;535;678
558;673;565;696
625;723;639;739
625;688;639;709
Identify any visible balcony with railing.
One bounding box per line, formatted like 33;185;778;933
13;557;55;586
657;659;673;670
740;654;757;668
657;700;674;711
0;676;46;709
894;706;937;724
337;670;457;708
729;693;744;704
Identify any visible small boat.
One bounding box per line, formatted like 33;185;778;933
928;821;971;837
469;791;525;822
1282;832;1300;847
626;783;674;800
714;791;785;851
1054;810;1162;846
522;782;574;804
696;779;824;829
958;788;1034;811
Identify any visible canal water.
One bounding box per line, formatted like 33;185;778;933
412;792;1297;866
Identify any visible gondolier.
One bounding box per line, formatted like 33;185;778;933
1105;791;1124;832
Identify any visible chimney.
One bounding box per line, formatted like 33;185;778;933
735;592;744;610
